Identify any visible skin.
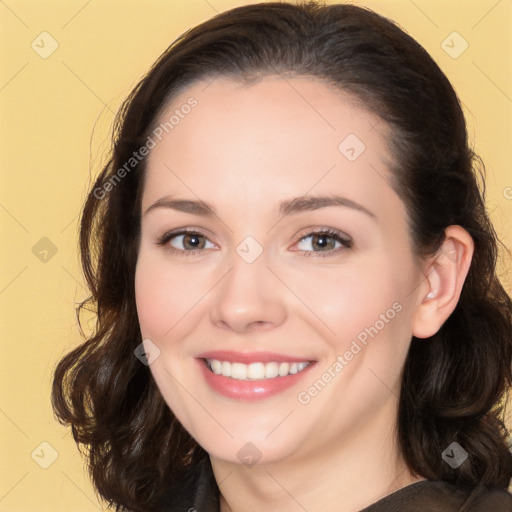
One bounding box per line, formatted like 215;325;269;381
135;75;474;512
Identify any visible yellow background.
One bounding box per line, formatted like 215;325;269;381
1;0;511;510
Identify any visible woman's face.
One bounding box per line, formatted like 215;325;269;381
135;75;426;466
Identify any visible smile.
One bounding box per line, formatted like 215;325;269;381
206;359;311;380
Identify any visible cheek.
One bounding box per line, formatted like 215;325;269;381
291;259;403;346
135;264;165;338
135;252;193;340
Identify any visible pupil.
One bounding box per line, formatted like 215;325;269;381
316;235;328;248
187;235;200;248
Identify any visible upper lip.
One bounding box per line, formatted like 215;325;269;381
196;350;315;364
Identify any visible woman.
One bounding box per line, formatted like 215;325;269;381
51;2;512;511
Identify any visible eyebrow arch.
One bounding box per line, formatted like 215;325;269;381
143;194;376;220
279;195;376;219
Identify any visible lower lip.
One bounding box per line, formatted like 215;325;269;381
197;359;316;401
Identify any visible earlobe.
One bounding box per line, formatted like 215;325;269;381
412;225;474;339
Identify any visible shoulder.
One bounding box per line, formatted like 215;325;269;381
463;483;512;511
362;479;512;512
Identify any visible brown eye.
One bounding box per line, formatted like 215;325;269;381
174;233;206;250
156;230;215;255
294;229;352;257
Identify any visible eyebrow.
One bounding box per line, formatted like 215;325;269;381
143;194;376;220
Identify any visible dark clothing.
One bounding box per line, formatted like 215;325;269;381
361;479;512;511
158;456;512;511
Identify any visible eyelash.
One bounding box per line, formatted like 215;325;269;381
155;227;352;258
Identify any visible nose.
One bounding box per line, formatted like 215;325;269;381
209;249;287;333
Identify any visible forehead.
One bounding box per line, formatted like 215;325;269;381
142;75;400;219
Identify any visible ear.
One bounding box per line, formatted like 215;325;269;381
412;225;475;339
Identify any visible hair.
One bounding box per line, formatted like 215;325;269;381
51;1;512;510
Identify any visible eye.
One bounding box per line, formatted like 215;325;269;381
156;227;352;258
293;228;352;257
156;229;216;256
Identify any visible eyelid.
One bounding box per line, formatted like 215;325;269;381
155;228;217;254
289;227;352;257
294;226;351;244
155;226;352;257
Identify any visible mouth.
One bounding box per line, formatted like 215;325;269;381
204;358;311;380
195;351;316;401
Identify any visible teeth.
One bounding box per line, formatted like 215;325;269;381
248;362;265;379
206;359;310;380
221;360;231;377
231;362;247;379
210;359;222;374
278;362;289;376
265;362;279;378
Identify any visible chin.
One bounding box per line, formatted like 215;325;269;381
205;438;296;467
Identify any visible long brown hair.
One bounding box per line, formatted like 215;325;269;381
52;2;512;510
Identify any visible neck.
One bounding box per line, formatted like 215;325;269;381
210;409;423;512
